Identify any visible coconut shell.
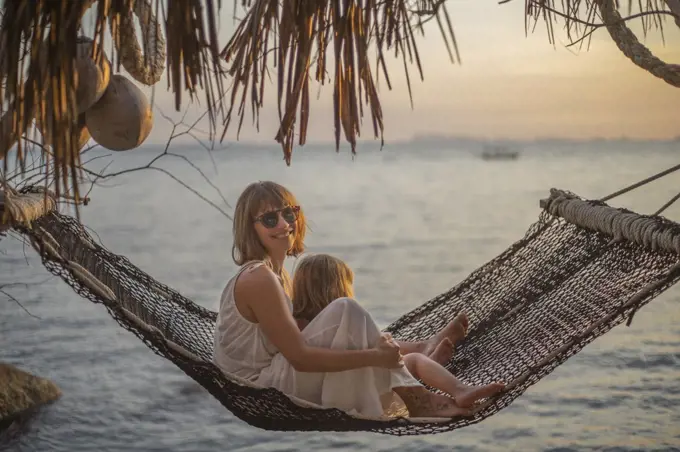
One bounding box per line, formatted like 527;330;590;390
75;37;111;114
84;75;153;151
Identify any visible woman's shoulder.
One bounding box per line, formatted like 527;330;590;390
233;262;290;316
235;261;280;291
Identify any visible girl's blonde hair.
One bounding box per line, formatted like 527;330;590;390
292;254;354;322
232;181;307;294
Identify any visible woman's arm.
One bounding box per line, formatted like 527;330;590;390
234;266;403;373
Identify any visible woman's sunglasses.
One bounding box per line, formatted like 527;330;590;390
255;205;301;229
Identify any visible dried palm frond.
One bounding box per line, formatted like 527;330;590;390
220;0;678;164
0;0;227;207
522;0;678;48
0;0;677;202
220;0;460;164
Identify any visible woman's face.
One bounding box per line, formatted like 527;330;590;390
253;204;300;256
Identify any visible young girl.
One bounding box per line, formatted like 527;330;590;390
291;253;506;409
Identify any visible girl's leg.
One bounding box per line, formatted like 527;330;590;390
403;353;505;408
396;313;469;362
428;337;454;365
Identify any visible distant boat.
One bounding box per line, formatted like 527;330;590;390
481;145;520;161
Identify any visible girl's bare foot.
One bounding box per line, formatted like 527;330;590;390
428;337;454;365
424;312;468;355
394;386;472;418
452;382;505;408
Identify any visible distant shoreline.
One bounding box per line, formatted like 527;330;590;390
134;135;680;151
5;135;678;158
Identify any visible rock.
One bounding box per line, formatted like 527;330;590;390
0;363;62;424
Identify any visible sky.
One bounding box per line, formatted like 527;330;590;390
88;0;680;145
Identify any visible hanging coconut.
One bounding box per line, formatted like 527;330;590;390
84;74;153;151
74;36;111;114
28;37;105;152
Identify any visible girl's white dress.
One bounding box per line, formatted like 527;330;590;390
212;260;422;418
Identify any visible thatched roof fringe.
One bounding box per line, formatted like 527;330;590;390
0;0;677;210
219;0;678;165
0;0;228;209
219;0;460;164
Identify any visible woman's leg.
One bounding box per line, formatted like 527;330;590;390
403;353;505;408
293;297;424;418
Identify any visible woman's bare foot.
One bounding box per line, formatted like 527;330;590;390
452;382;505;408
394;386;472;418
424;312;469;356
428;337;454;365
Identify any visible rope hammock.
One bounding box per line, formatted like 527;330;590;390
5;187;680;435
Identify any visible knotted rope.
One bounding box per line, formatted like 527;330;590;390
598;0;680;88
0;187;57;229
543;189;680;255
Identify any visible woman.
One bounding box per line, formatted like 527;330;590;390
213;181;476;418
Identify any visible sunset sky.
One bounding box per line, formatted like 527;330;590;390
107;0;680;145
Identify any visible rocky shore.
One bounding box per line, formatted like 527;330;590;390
0;363;62;433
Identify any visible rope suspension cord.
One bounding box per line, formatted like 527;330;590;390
595;161;680;219
599;162;680;203
654;191;680;216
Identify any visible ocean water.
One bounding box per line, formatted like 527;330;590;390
2;140;680;451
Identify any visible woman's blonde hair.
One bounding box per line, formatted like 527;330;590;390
292;254;355;322
232;181;307;294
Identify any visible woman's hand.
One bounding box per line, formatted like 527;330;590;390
374;333;404;369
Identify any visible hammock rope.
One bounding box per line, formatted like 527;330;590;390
598;162;680;203
6;187;680;435
598;0;680;89
654;191;680;216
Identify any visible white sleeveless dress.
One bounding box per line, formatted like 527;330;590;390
212;260;423;418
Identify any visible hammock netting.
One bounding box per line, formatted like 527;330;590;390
11;188;680;435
